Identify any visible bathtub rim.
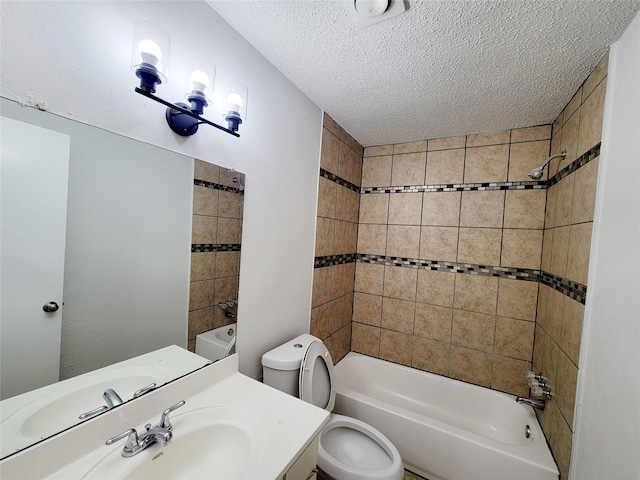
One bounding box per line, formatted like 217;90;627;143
333;352;559;478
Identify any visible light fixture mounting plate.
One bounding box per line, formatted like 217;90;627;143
166;103;199;136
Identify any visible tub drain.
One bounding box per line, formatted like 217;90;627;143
525;424;531;439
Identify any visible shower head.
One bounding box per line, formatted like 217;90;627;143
528;150;567;180
528;167;545;180
232;177;244;192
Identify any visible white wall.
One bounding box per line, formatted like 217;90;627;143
571;11;640;479
0;1;322;378
1;99;194;380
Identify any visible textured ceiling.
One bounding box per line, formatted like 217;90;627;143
207;0;640;147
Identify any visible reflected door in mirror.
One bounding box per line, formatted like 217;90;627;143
0;117;70;399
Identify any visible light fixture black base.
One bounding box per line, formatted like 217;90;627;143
135;88;239;138
225;114;243;133
136;65;161;94
166;103;199;136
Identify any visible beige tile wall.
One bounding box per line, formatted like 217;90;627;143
310;114;363;362
188;160;244;352
353;125;551;397
534;51;608;480
313;53;607;479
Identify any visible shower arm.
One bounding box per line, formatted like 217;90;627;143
537;150;567;171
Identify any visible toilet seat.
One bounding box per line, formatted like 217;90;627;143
299;340;335;411
299;341;403;480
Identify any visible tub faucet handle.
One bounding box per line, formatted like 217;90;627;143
525;371;547;383
531;384;553;400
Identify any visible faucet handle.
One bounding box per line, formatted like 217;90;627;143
133;383;157;398
105;428;140;450
159;400;186;430
525;371;548;384
79;405;109;420
531;385;553;400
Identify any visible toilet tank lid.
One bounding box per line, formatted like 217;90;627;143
261;334;319;371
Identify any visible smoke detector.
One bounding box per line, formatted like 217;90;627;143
343;0;408;28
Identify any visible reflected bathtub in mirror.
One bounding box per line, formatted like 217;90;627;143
0;98;245;459
195;323;237;362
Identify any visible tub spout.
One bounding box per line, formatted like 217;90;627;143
516;396;545;410
103;388;123;408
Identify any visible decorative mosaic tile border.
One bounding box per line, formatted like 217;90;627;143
356;142;600;195
191;244;241;253
356;254;540;281
540;271;588;304
313;143;599;304
328;253;587;304
194;179;244;195
319;168;360;193
314;253;357;268
548;143;600;187
361;181;546;194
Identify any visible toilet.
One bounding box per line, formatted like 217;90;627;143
262;334;404;480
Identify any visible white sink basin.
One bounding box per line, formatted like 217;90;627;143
82;406;265;479
1;346;210;459
19;375;156;438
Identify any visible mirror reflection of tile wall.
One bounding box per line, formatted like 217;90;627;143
188;160;244;352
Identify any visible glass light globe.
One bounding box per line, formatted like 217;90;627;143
355;0;389;18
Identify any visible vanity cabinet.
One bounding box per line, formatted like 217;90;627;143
283;435;319;480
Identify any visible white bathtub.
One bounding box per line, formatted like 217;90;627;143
332;352;559;480
195;323;236;362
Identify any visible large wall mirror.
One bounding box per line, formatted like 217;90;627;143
0;98;244;458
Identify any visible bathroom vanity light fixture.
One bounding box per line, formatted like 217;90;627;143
131;19;247;137
343;0;407;28
356;0;390;17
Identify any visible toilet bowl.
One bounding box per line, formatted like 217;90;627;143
262;334;403;480
319;414;403;480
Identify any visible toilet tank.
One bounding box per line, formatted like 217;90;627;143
261;334;319;397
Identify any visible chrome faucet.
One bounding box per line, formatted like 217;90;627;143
516;371;554;410
79;388;124;420
103;388;123;408
105;400;185;457
516;396;546;410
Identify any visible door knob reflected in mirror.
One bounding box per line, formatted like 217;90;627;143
43;302;60;313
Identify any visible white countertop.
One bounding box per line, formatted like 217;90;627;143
0;354;330;479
